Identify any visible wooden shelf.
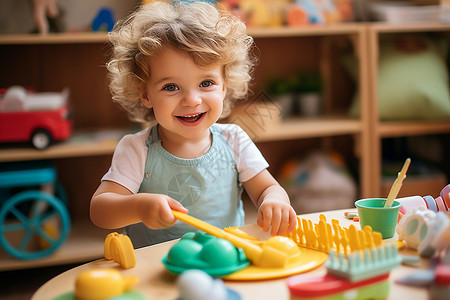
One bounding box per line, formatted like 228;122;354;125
0;22;447;45
368;22;450;33
253;117;362;142
0;24;365;46
365;22;450;196
0;129;133;163
378;121;450;138
247;23;364;37
0;32;109;45
0;221;112;272
0;117;362;161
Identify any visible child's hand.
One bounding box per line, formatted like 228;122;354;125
257;197;297;236
137;194;188;229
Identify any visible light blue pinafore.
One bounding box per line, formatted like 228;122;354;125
125;125;244;248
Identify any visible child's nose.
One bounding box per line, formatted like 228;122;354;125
181;90;202;106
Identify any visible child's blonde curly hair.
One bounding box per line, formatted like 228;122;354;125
107;1;255;123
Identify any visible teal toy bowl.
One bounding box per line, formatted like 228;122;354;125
162;232;249;277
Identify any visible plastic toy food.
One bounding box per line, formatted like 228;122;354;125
104;232;136;269
0;86;71;149
74;269;138;300
163;232;250;277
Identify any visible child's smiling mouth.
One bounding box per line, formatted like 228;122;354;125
176;112;206;123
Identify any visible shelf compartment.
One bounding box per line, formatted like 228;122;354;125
248;23;364;38
0;129;132;163
0;24;364;46
378;121;450;138
0;32;109;45
252;117;362;142
369;22;450;33
0;220;111;272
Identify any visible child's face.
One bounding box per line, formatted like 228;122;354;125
140;46;227;142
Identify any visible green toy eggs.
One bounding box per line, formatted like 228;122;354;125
162;232;249;277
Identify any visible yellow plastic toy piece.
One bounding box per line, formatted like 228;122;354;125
224;227;260;241
75;269;138;300
285;215;386;257
104;232;136;269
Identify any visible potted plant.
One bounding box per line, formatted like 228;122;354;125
293;72;323;117
265;75;295;118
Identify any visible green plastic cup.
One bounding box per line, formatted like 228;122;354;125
355;198;401;239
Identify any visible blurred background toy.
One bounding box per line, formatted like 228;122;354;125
0;160;71;260
279;151;356;214
0;1;137;34
91;7;115;32
0;86;71;150
31;0;65;34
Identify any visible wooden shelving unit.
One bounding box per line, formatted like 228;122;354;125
366;22;450;196
251;117;362;142
0;32;109;45
1;22;449;271
0;221;112;272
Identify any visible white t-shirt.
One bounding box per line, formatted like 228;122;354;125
102;123;269;193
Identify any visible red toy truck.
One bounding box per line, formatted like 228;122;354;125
0;86;72;150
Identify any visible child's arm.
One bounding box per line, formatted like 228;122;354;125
243;169;297;236
90;180;188;230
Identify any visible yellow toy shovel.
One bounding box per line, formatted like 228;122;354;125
172;210;300;268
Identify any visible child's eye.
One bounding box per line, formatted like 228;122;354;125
162;84;179;92
199;80;214;88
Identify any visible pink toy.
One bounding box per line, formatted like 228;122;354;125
0;86;71;149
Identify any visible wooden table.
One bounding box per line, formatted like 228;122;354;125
33;209;430;299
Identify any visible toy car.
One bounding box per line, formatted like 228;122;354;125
0;86;72;150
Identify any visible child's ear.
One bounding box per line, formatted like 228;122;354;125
140;92;152;109
222;81;227;97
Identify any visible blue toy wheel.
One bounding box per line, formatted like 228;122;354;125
0;190;71;260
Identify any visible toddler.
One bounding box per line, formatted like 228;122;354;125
90;1;297;248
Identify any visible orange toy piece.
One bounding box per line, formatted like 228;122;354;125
286;5;309;27
104;232;136;269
